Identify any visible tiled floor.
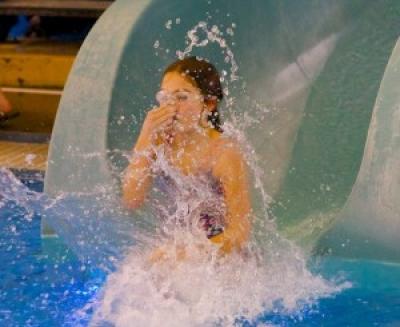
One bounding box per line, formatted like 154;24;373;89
0;141;48;171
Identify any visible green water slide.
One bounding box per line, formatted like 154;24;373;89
44;0;400;262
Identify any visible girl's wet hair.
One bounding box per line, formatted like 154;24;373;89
163;56;223;132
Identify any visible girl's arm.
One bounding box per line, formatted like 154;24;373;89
211;143;252;253
122;150;154;210
122;104;177;209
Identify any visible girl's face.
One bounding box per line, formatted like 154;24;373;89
158;72;212;133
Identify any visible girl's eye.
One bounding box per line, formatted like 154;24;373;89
175;93;190;101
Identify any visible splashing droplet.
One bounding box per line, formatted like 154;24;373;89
226;27;234;36
165;20;173;30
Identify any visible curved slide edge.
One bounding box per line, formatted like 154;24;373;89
42;0;400;265
317;38;400;262
42;0;152;235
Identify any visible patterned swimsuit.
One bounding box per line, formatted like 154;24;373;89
151;165;226;239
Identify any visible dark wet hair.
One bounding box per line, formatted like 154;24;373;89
163;56;223;132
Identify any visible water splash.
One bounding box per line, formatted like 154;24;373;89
91;244;344;327
0;168;43;220
176;20;239;110
0;167;138;271
82;16;352;326
88;144;346;326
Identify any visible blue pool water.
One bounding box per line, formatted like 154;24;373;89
1;179;400;326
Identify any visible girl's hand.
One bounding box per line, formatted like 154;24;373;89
135;105;177;152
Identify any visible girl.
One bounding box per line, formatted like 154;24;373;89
123;57;251;259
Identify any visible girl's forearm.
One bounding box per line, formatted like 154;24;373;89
122;152;153;209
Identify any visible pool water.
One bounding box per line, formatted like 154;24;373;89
0;179;104;326
1;179;399;326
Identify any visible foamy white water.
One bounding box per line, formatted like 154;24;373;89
91;234;345;327
88;146;347;326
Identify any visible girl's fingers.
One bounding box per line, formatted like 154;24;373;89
146;111;176;128
143;111;174;131
155;120;174;134
141;106;177;145
151;121;173;140
149;105;174;114
151;112;176;129
148;106;176;119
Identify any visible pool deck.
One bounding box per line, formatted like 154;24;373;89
0;41;77;175
0;140;48;172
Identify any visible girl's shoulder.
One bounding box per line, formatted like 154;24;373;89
211;134;246;169
212;132;240;154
